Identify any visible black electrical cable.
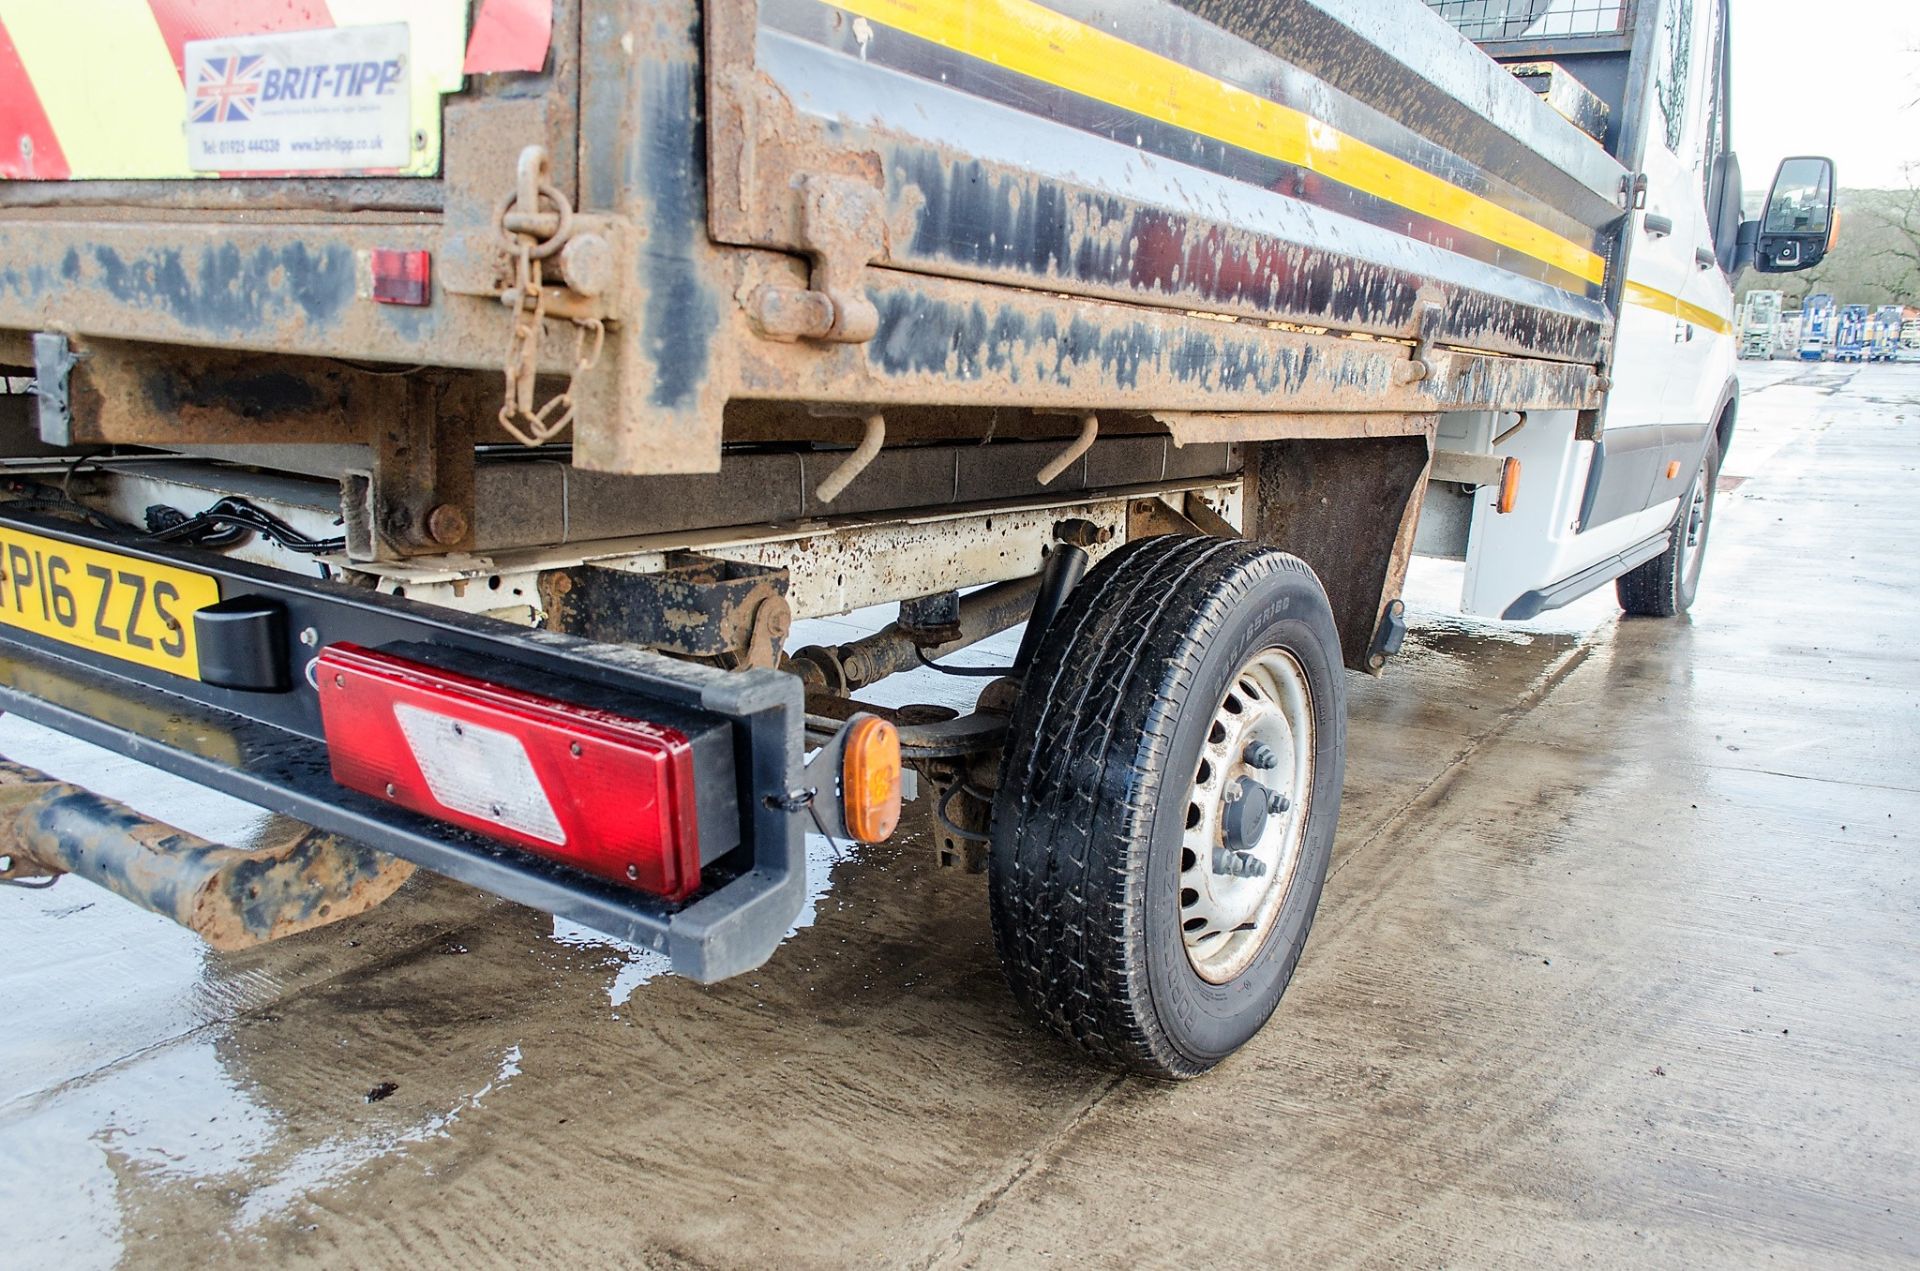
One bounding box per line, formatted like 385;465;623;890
913;646;1015;678
144;497;345;555
934;781;993;844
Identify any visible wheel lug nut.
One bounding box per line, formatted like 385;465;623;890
1244;741;1279;770
1267;789;1290;815
1211;847;1268;879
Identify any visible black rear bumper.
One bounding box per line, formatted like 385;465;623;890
0;507;808;983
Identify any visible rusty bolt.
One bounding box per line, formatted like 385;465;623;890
550;572;574;595
1053;518;1113;548
558;233;614;297
426;503;469;546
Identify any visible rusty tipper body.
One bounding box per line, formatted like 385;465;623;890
0;1;1832;1075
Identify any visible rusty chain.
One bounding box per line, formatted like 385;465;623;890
494;148;604;447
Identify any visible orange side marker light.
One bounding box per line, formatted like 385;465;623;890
842;716;903;843
1496;457;1522;514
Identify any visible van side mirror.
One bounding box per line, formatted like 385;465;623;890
1751;156;1838;273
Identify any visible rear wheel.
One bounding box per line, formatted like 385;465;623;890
1617;434;1720;617
987;535;1346;1078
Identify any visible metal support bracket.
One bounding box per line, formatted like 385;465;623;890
1428;450;1509;487
31;332;79;447
357;375;477;559
1366;598;1408;671
541;552;792;666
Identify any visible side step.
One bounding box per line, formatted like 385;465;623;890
0;758;415;949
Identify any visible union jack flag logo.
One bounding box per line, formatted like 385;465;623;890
191;54;265;124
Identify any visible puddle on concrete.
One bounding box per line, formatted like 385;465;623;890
227;1042;523;1231
550;830;853;1009
1;1024;524;1268
1393;558;1605;677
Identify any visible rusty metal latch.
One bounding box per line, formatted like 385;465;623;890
747;175;886;344
494;145;609;447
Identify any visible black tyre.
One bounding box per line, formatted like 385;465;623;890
1616;434;1720;617
988;535;1347;1079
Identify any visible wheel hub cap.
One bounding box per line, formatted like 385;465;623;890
1179;648;1314;984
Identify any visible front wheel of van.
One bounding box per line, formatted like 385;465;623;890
1617;435;1720;618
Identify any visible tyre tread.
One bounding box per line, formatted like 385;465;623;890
989;535;1335;1077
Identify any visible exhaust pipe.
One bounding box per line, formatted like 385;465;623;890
0;759;414;950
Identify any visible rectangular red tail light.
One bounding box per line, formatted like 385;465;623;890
316;643;702;900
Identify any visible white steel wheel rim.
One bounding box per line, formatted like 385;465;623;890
1681;471;1710;583
1178;647;1314;985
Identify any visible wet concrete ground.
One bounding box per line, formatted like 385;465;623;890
1;362;1915;1267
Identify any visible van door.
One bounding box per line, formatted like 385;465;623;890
1665;0;1736;479
1585;0;1718;537
1456;0;1726;618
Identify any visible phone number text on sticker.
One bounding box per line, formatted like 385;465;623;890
184;24;414;173
0;527;221;680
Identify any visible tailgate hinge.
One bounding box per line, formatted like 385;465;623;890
746;175;887;344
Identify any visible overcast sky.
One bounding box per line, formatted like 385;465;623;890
1731;0;1920;190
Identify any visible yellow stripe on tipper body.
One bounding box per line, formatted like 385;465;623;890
0;0;186;179
830;0;1608;288
1624;280;1734;336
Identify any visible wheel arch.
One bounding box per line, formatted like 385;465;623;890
1712;376;1740;461
1243;434;1431;674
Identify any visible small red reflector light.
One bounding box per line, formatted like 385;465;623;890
316;644;701;900
370;249;432;306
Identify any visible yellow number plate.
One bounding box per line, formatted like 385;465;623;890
0;527;221;679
